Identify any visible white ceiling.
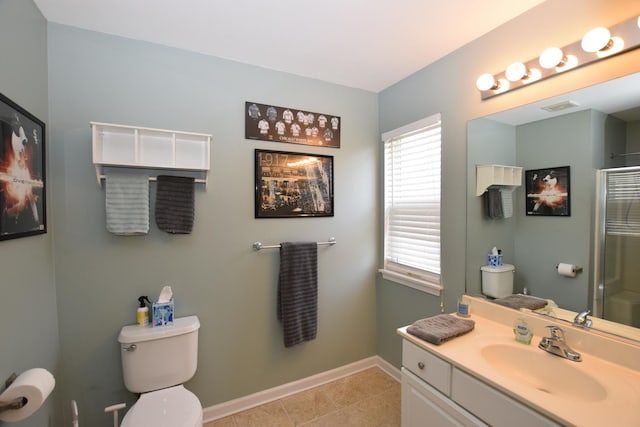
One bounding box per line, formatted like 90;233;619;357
32;0;546;92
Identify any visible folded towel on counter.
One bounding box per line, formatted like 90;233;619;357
278;242;318;347
407;314;475;345
493;294;548;311
105;173;149;235
484;188;504;219
155;175;195;234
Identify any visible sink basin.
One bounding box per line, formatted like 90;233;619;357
481;344;607;402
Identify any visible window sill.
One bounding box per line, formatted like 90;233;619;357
378;269;442;296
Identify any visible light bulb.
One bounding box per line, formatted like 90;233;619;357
581;27;612;52
539;47;565;69
476;73;499;91
505;62;528;82
637;16;640;29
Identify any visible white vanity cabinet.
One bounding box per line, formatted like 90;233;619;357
401;339;560;427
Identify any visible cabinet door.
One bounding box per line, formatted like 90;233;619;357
402;368;486;427
451;369;560;427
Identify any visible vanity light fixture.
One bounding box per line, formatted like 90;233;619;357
475;73;509;93
539;47;579;71
476;15;640;100
581;27;613;52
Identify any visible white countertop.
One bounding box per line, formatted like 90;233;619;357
398;297;640;427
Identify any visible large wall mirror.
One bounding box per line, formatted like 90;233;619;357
466;72;640;342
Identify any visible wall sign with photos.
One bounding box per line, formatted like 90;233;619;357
0;93;47;240
246;102;340;148
525;166;570;216
255;149;333;218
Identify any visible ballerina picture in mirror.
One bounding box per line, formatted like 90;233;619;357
525;166;570;216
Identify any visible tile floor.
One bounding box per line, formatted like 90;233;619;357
204;367;400;427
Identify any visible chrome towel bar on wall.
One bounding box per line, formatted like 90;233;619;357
252;237;336;251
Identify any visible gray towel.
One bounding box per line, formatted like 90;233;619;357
493;294;548;311
484;188;504;219
155;175;195;234
278;242;318;347
407;314;475;345
105;173;149;235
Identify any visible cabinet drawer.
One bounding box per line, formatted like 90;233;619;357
451;368;560;427
402;340;451;395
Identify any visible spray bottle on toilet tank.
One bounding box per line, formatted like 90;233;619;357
137;296;151;326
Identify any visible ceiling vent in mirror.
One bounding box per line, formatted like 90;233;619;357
541;100;580;113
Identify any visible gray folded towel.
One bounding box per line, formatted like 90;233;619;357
105;173;149;235
407;314;475;345
493;294;548;311
155;175;195;234
484;188;504;219
278;242;318;347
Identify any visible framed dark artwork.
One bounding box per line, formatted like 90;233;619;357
245;102;341;148
0;93;46;240
525;166;570;216
255;149;334;218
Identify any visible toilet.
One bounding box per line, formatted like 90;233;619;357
481;264;515;298
117;315;202;427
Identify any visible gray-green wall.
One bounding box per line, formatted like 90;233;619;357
376;0;640;367
0;1;58;426
47;23;378;426
3;0;640;426
465;118;517;295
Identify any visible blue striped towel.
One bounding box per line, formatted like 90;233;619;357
278;242;318;347
105;173;149;235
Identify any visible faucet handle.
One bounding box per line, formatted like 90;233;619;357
546;325;565;340
574;310;592;328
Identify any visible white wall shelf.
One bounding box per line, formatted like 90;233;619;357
476;164;522;196
91;121;211;188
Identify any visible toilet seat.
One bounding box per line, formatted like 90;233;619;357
120;385;202;427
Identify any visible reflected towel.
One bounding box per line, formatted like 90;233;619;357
501;189;513;218
278;242;318;347
155;176;195;234
407;314;475;345
493;294;548;311
105;173;149;235
484;188;503;219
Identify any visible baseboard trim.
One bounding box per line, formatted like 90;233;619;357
202;356;400;423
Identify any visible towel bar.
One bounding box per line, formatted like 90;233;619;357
98;175;207;184
252;237;336;251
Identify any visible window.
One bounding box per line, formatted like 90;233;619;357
380;114;441;295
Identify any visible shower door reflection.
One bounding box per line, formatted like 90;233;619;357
595;167;640;328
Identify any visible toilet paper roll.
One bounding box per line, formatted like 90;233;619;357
0;368;55;422
557;263;577;278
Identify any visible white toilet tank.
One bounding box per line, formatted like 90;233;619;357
118;315;200;393
481;264;515;298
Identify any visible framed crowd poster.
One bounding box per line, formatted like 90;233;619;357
255;149;334;218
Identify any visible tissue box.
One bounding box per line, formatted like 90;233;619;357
487;254;503;267
152;299;174;327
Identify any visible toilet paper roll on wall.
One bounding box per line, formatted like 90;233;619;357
0;368;55;422
557;263;578;278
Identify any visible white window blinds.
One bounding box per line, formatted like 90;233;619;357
381;114;441;294
606;170;640;237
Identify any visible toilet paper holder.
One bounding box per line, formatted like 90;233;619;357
556;264;583;274
0;373;27;413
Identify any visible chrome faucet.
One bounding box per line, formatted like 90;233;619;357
538;326;582;362
573;310;593;328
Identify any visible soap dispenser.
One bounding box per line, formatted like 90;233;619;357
137;296;151;326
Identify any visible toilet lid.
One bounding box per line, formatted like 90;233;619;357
121;385;202;427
